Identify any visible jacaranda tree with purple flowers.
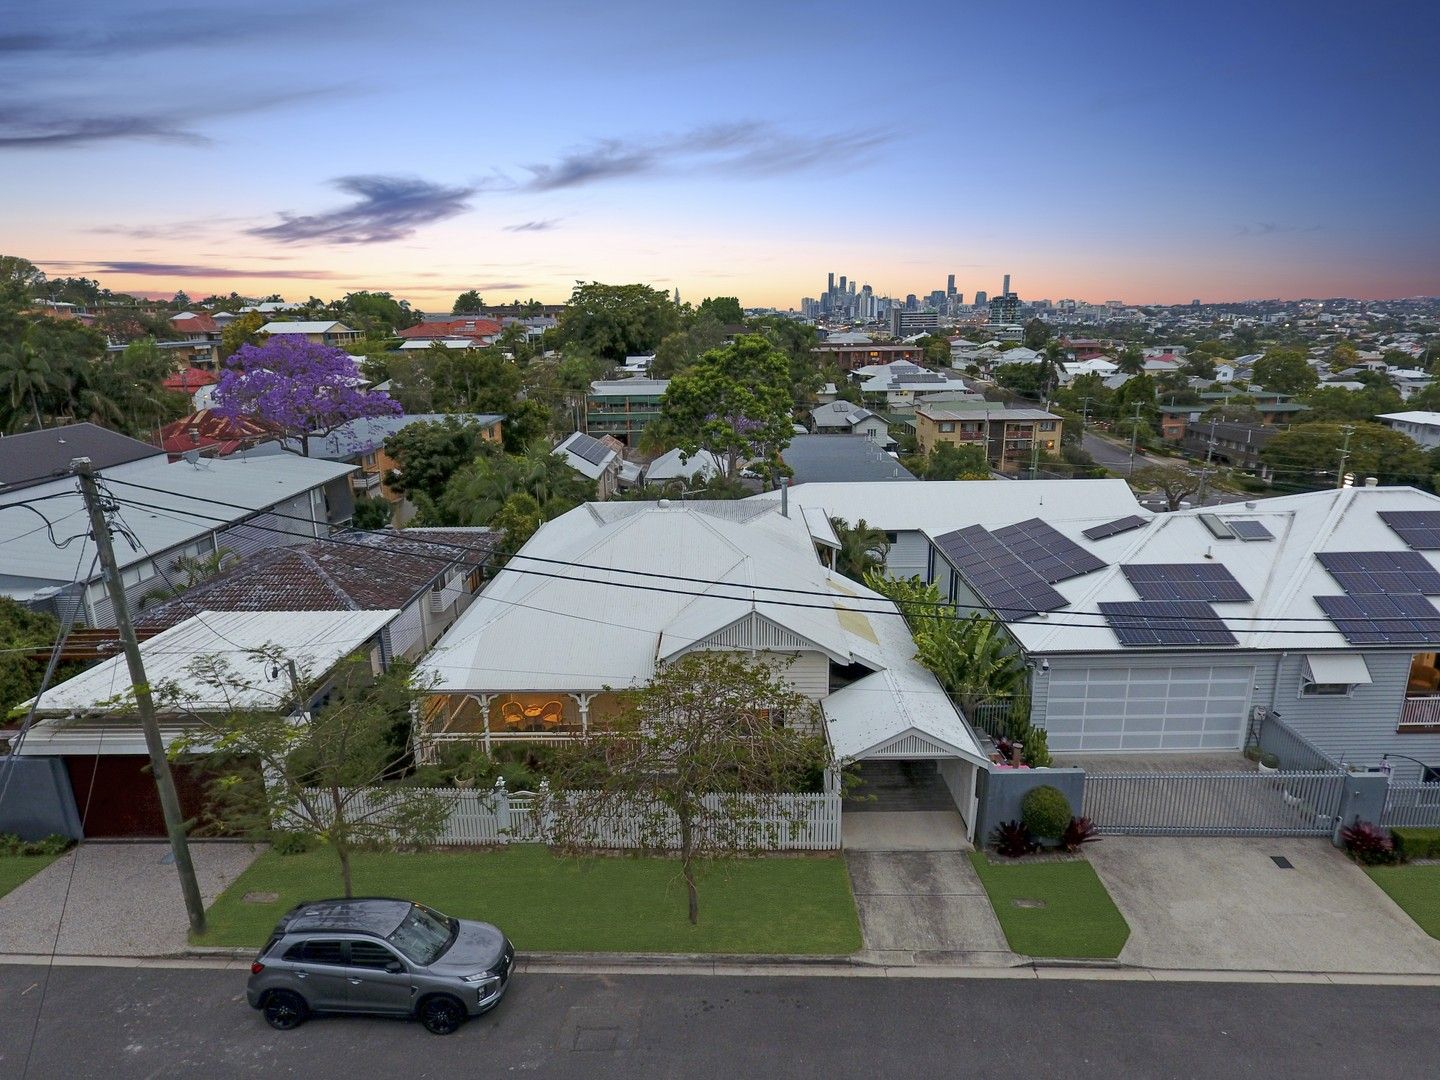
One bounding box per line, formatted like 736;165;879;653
213;336;401;455
658;335;795;480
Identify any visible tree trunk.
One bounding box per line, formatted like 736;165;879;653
336;843;354;898
679;812;698;925
31;390;42;429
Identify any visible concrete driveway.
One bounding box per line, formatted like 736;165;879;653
1088;837;1440;974
0;841;261;957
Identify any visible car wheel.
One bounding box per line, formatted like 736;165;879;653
263;990;307;1031
419;995;465;1036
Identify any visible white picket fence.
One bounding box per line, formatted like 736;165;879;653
1381;781;1440;828
303;784;841;851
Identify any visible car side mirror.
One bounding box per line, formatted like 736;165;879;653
385;960;404;974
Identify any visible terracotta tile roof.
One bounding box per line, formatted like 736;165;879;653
135;529;501;631
162;367;219;393
398;318;503;340
157;409;280;456
172;314;220;334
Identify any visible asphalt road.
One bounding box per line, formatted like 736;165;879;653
2;964;1437;1079
1081;430;1164;473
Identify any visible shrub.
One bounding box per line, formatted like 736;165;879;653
0;833;23;857
990;820;1038;858
1243;744;1262;762
1061;816;1101;853
1339;820;1398;865
1390;827;1440;861
1022;727;1052;768
1020;784;1072;840
270;831;318;856
27;834;74;856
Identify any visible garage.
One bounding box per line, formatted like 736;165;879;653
1040;663;1255;752
63;755;225;839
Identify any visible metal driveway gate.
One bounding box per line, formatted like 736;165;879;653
1084;771;1345;837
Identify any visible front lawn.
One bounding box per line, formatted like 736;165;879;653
0;854;63;900
1367;865;1440;941
195;846;862;955
968;852;1130;959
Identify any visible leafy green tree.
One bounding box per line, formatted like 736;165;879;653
1181;353;1218;380
351;496;393;530
339;291;416;334
1328;340;1359;373
536;652;831;925
1299;382;1403;422
830;517;890;580
384;345;522;415
430;443;594;527
170;657;449;898
0;335;57;429
1261;422;1428;489
659;335;796;479
914;334;952;367
1253;348;1318;395
1129;464;1204;511
1022;318;1052;350
452;290;484;313
1;598;61;721
913;442;991;480
500;398;550;452
992;363;1045;400
694;296;743;324
1115;345;1144;375
221;312;268;359
383;417;489;505
556;282;680;362
489;492;544;554
0;255;45;308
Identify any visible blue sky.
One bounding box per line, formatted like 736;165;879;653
4;0;1437;308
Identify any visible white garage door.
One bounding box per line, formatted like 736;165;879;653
1042;664;1254;752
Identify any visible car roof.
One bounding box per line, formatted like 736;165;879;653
278;897;413;937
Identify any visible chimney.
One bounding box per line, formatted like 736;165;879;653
1365;476;1378;487
780;477;789;518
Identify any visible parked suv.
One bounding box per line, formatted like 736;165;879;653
247;898;514;1035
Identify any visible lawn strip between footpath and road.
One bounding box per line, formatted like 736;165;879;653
968;852;1130;959
0;854;63;901
1366;865;1440;941
194;845;863;955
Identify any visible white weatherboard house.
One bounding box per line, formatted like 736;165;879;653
415;500;992;833
752;481;1440;779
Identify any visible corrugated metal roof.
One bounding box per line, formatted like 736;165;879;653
24;608;398;718
259;321;352;334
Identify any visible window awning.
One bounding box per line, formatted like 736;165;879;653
1303;653;1372;686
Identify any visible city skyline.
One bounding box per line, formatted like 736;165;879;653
4;1;1437;309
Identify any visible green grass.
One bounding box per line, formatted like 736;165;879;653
968;852;1130;959
1367;865;1440;940
195;846;862;955
0;854;63;900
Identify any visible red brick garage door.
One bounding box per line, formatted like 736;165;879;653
64;756;219;838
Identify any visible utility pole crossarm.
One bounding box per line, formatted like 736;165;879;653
69;457;207;935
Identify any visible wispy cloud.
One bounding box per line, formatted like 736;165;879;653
249;176;476;244
517;123;890;192
504;219;561;232
43;260;340;279
1234;222;1323;237
89;216;257;240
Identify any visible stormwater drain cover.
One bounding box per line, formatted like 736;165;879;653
1012;898;1047;909
1270;856;1294;869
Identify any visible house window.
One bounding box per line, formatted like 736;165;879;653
1301;682;1351;697
1039;421;1057;431
939;421;955;433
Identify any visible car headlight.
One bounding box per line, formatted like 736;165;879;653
462;973;500;987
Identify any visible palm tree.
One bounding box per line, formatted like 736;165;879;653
1116;344;1145;376
914;612;1026;716
831;517;890;580
1040;341;1068;405
0;340;55;429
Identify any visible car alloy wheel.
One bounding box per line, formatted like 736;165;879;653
420;995;464;1035
263;990;307;1031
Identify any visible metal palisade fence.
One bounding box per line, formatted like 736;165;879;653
1381;781;1440;828
1083;771;1346;837
301;785;842;850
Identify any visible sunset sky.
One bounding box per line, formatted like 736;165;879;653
5;0;1437;310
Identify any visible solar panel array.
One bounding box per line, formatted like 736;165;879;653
1121;564;1252;603
1082;515;1148;541
933;525;1067;618
1317;551;1440;596
568;433;612;467
993;518;1108;583
1099;601;1238;647
1380;510;1440;550
1227;520;1274;542
1315;593;1440;645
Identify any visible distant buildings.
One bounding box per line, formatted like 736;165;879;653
891;309;940;337
1376;411;1440;450
816;342;924;371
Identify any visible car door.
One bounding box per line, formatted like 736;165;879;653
345;939;416;1015
282;938;351;1011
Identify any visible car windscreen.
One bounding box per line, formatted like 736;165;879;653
386;904;455;965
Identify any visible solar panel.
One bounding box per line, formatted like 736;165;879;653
1380;510;1440;550
1316;551;1440;595
568;434;612;466
1227;520;1274;542
1316;593;1440;645
992;518;1108;583
1082;515;1148;541
1121;564;1251;603
933;525;1067;618
1099;601;1237;647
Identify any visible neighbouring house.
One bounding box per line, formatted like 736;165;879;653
396;317;503;348
816;342;925;371
914;403;1061;473
1377;411;1440;450
1159;395;1309;440
10;609;398;837
0;424;357;625
1180;419;1277;476
413;500;991;833
161;366;219;409
583;378;670;445
781;435;915;485
554;431;621;499
157;409;279;458
851;361;976;408
618;354;653;376
258;321;362;347
643;447;724;487
809;401;892;443
135;528;500;655
167;313;224;367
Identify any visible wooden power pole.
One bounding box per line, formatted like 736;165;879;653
70;457;207;935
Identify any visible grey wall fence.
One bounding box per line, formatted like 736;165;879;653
0;757;85;840
973;766;1085;842
1256;711;1345;773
